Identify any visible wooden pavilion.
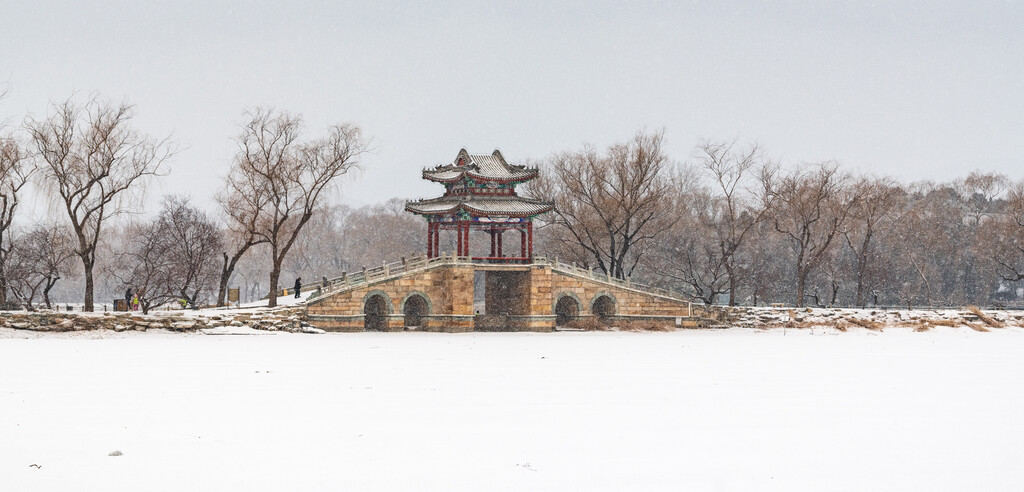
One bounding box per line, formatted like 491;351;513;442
405;149;554;262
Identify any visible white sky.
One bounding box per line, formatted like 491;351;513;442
2;1;1022;210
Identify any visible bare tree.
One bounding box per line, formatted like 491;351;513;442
985;180;1024;282
656;190;721;304
691;140;774;305
745;219;795;306
109;220;171;314
109;196;222;313
538;130;675;279
228;108;367;307
214;154;271;306
841;176;904;307
27;224;76;309
283;204;349;279
6;234;43;310
160;196;222;307
5;224;73;310
648;169;731;305
766;163;855;307
26;96;173;311
958;171;1009;225
337;199;424;271
0;129;34;306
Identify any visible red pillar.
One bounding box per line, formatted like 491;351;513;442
433;224;440;256
427;222;433;258
490;229;496;257
497;229;503;257
456;221;463;256
527;221;533;259
520;226;527;259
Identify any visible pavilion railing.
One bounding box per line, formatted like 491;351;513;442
307;254;689;303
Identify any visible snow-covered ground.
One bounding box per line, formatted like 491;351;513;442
2;327;1023;491
238;290;315;309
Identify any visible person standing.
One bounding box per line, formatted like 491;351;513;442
293;277;302;298
124;288;132;312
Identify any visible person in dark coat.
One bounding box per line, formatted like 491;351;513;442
293;277;302;298
124;288;132;311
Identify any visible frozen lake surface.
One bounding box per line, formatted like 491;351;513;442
2;327;1022;491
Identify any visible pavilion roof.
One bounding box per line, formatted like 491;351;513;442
405;195;554;217
422;149;539;183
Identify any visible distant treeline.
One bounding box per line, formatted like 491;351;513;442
530;131;1024;309
1;94;366;311
3;92;1020;310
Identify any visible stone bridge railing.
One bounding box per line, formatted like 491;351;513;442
308;254;690;303
542;257;687;302
308;254;463;300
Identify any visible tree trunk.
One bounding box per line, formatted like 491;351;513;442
217;246;253;307
854;272;866;308
796;269;807;308
83;259;95;312
189;287;201;310
217;252;230;307
43;277;58;309
726;263;738;307
268;262;281;308
0;273;7;307
854;229;873;308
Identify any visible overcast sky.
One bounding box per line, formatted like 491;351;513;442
2;1;1022;211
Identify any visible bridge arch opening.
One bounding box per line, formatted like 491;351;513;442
402;293;430;330
364;292;392;331
555;294;580;326
591;294;616;321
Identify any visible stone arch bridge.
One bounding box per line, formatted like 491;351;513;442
306;255;714;332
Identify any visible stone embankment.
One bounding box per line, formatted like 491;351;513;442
9;305;1021;333
0;308;324;334
722;306;1024;331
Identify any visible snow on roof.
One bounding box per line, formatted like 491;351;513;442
405;196;554;216
423;149;538;183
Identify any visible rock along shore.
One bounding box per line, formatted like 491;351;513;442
0;307;324;334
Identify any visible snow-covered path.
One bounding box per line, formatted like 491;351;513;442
2;328;1023;491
